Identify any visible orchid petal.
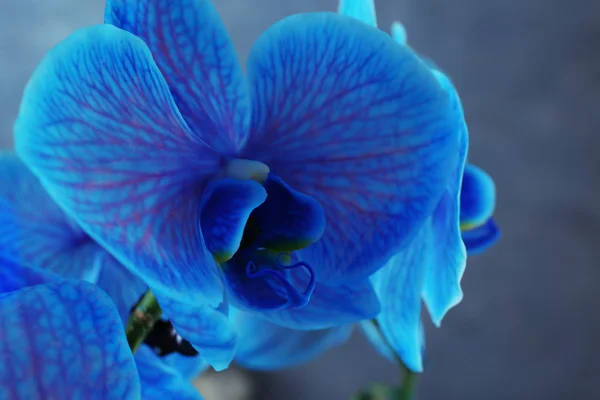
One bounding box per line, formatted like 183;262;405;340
338;0;378;27
250;173;325;252
265;278;380;330
0;280;140;399
244;13;461;284
232;309;353;370
0;152;103;282
200;178;266;263
156;296;237;372
135;346;205;400
371;228;429;372
14;24;223;304
105;0;250;153
391;21;408;45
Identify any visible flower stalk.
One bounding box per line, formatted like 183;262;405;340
125;290;162;354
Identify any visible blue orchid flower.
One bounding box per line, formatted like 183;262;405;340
0;151;355;374
0;258;142;399
14;0;462;369
339;0;500;372
0;152;216;397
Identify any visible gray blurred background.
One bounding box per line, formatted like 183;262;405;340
1;0;599;399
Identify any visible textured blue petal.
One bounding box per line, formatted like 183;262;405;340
460;164;496;228
14;24;224;304
0;152;103;282
264;278;380;329
232;309;353;370
391;21;408;45
338;0;377;27
156;296;237;372
462;217;501;255
371;228;429;372
105;0;250;153
135;346;204;400
0;281;140;399
200;178;266;263
250;173;325;252
244;13;461;284
420;66;469;327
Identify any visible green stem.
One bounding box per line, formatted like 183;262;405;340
370;319;418;400
125;290;162;354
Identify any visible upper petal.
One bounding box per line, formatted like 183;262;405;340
232;309;353;370
105;0;251;153
14;24;223;304
0;152;103;281
244;13;461;284
0;280;140;399
338;0;378;27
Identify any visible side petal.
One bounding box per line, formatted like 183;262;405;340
0;281;140;399
0;256;54;294
0;152;102;281
14;24;224;304
156;295;237;372
460;163;496;228
135;346;205;400
264;278;381;330
370;229;429;372
200;178;267;263
245;13;461;284
462;217;501;255
421;68;469;327
105;0;251;153
232;309;353;370
338;0;378;27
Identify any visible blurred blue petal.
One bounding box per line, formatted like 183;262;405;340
244;13;461;285
105;0;250;153
462;217;501;255
200;178;266;263
391;21;408;45
232;309;353;370
338;0;377;27
460;164;496;228
0;255;54;294
0;280;140;399
0;152;103;282
14;24;224;304
359;320;395;362
135;347;205;400
265;278;380;329
250;173;325;252
370;228;429;372
157;296;237;371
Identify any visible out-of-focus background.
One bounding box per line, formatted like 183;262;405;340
1;0;598;399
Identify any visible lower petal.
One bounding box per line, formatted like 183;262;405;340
264;278;381;330
0;281;140;399
422;190;468;327
232;309;353;370
370;228;429;372
462;218;501;255
156;295;237;372
135;346;204;400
